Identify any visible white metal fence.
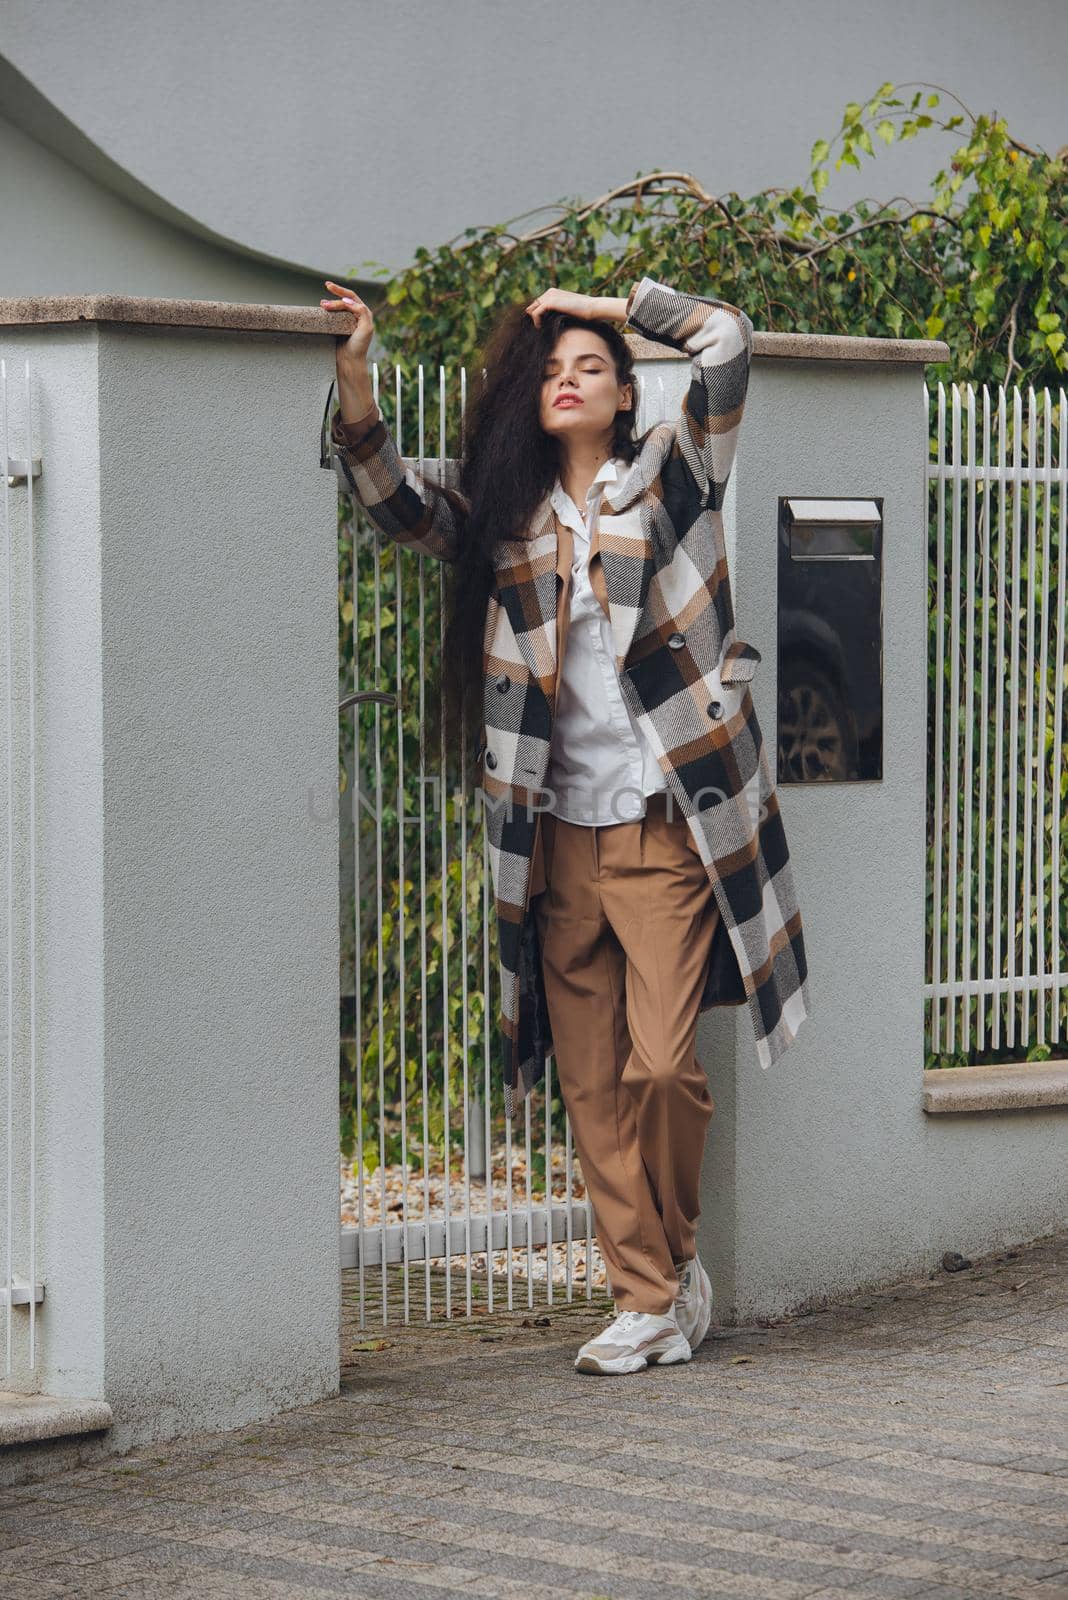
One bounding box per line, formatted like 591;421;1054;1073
1;358;43;1373
925;381;1067;1059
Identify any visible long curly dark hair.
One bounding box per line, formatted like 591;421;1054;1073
420;304;640;780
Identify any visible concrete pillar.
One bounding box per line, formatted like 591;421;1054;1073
0;297;341;1448
716;335;936;1321
635;326;1066;1322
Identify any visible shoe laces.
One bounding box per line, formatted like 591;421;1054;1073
610;1309;651;1333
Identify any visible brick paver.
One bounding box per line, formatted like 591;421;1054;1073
2;1231;1067;1598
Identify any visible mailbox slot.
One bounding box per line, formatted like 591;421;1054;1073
777;496;883;784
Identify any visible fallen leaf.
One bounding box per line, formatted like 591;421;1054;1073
729;1355;755;1365
351;1338;392;1352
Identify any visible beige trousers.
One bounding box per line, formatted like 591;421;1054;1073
532;790;720;1315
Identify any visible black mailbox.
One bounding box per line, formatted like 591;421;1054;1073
777;496;883;783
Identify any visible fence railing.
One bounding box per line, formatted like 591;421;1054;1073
925;381;1067;1060
1;357;44;1374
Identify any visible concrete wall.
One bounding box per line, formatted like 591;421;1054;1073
700;349;1067;1319
0;311;342;1445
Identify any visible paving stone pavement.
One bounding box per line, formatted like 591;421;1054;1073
2;1229;1067;1599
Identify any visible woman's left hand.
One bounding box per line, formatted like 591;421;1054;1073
524;288;599;327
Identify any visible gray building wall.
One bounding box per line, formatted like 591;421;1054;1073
2;0;1066;300
0;56;323;303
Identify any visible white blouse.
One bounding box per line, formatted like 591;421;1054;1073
545;456;668;826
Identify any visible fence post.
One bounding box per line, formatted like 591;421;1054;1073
669;328;947;1320
0;297;341;1447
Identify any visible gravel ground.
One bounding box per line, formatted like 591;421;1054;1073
341;1141;610;1294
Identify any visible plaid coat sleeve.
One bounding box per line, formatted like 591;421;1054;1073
623;277;754;512
330;403;466;563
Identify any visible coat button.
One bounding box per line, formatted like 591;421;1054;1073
485;750;497;770
707;700;723;720
495;673;510;692
668;631;685;649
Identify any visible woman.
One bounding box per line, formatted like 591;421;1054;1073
322;275;811;1376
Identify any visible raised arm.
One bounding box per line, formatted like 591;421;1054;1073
523;278;754;511
322;282;466;563
622;278;754;512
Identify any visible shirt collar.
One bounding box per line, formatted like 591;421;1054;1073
593;456;623;487
551;455;625;509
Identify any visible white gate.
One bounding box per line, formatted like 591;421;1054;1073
925;381;1066;1060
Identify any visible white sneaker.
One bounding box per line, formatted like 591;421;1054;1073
673;1255;713;1349
574;1308;692;1375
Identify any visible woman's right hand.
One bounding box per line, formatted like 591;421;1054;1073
320;280;374;367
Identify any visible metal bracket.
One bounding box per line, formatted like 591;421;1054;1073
0;1280;46;1307
6;457;42;487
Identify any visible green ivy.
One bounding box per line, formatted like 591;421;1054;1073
352;85;1066;390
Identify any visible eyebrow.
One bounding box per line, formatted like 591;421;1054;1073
544;351;609;365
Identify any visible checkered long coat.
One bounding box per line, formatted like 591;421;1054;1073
332;276;812;1119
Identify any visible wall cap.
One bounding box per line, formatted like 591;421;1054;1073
922;1060;1068;1114
628;329;950;364
0;295;334;337
0;1391;113;1447
0;295;950;364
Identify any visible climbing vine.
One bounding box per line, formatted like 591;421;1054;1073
353;83;1066;389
